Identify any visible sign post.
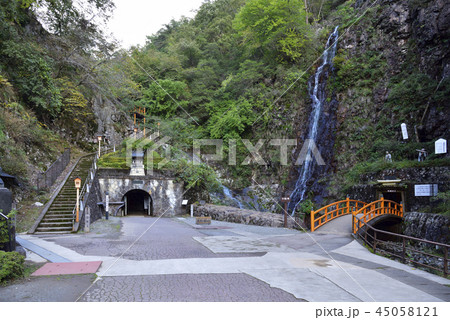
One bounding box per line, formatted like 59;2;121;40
414;184;438;197
401;123;408;140
435;138;447;154
74;177;82;223
97;135;102;158
281;197;290;228
105;191;109;220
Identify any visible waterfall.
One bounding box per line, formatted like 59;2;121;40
221;185;244;209
289;26;339;215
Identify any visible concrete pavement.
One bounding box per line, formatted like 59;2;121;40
6;215;450;302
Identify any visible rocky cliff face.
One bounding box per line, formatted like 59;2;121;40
320;0;450;202
91;95;133;146
403;211;449;244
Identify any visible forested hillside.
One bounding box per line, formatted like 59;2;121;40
1;0;448;216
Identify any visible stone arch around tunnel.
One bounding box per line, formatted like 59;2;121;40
122;189;153;216
96;169;184;217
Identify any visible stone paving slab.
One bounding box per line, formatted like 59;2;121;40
311;266;443;302
243;268;360;302
32;261;102;276
0;274;96;302
331;240;450;286
16;236;71;263
193;235;296;253
79;273;305;302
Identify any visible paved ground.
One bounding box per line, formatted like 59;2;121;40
3;215;450;302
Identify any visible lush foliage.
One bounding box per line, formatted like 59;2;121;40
0;250;25;285
171;159;221;193
233;0;311;63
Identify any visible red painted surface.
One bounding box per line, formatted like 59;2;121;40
32;261;102;276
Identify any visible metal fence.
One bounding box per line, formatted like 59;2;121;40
37;148;71;190
0;212;15;252
353;215;449;278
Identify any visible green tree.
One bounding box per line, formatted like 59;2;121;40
140;79;191;118
233;0;311;63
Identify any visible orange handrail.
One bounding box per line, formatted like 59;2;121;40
310;198;367;232
352;197;403;234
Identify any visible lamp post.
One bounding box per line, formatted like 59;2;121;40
97;135;102;158
281;196;290;228
74;177;82;223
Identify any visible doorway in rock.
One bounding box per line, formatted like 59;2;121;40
123;189;153;216
381;191;402;204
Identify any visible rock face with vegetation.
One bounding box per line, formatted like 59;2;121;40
0;0;448;227
403;212;449;244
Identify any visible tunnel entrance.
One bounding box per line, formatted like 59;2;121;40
381;191;402;204
123;189;153;216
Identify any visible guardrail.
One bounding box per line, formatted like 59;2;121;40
352;198;403;234
37;148;71;190
353;214;449;278
310;198;367;232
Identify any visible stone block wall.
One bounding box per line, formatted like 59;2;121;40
194;204;302;229
403;212;449;245
94;169;184;217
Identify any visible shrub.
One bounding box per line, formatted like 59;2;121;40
0;250;25;284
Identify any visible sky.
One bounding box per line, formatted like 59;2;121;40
107;0;206;48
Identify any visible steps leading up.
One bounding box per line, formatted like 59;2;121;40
34;155;95;234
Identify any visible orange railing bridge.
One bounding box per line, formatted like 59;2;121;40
310;198;403;233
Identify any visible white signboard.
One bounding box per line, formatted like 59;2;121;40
401;123;408;140
435;138;447;154
414;184;438;197
105;194;109;212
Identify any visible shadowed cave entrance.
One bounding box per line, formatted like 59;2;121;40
123;189;153;216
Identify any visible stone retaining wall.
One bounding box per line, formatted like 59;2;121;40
194;204;302;229
403;212;449;245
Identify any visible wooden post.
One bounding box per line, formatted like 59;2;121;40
310;210;314;232
352;215;355;234
280;197;290;229
76;187;80;223
373;231;377;254
444;247;448;278
402;238;406;264
346;197;350;214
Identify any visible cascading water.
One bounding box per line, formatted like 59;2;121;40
288;26;339;215
221;185;244;209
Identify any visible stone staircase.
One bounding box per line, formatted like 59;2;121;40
34;155;95;234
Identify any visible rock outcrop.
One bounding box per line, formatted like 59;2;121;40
403;212;449;244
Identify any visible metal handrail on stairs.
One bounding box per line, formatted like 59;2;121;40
71;147;115;232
